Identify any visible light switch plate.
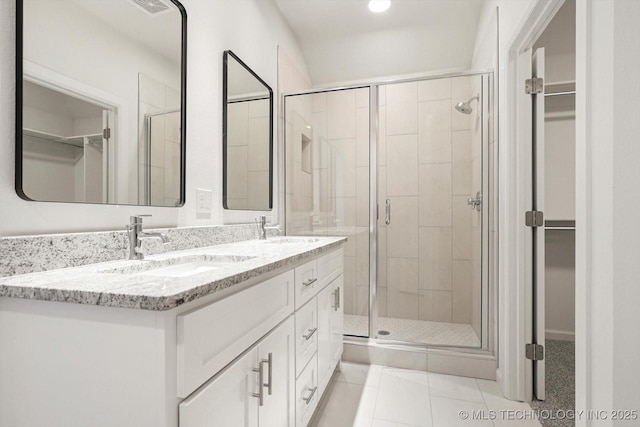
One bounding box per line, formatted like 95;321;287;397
196;188;213;214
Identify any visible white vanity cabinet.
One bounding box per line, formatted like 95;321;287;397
0;244;343;427
293;248;344;427
179;316;295;427
317;275;343;397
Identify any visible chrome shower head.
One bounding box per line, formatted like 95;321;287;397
455;94;480;115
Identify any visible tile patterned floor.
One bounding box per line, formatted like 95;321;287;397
311;362;542;427
345;314;481;347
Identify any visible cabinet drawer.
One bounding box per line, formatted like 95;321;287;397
295;298;318;378
294;260;319;309
295;354;318;427
177;270;294;398
316;248;344;288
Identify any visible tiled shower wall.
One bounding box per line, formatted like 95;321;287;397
377;76;482;334
285;88;370;320
226;99;271;210
138;73;181;206
286;76;484;337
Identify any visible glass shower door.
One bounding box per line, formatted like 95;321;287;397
375;75;488;347
284;87;371;337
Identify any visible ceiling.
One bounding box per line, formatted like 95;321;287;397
275;0;486;85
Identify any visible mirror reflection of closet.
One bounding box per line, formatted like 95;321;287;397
22;80;113;203
17;0;186;206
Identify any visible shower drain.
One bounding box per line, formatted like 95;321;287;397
378;330;390;336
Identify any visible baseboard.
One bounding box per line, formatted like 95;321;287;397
546;329;575;341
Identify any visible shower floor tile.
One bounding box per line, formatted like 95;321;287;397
344;314;481;347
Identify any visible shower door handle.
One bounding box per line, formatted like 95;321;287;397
385;199;391;225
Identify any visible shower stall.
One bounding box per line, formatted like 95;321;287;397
284;73;492;349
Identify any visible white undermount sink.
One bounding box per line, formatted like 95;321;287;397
135;261;221;278
265;237;321;244
100;254;256;278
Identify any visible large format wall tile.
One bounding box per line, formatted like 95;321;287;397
419;227;453;291
453;260;472;324
387;134;419;196
419;290;453;322
452;130;472;195
330;138;357;197
328;90;356;139
418;99;452;164
452;196;472;260
418;77;452;102
387;257;419;294
419;164;452;227
386;82;418;136
386;196;419;258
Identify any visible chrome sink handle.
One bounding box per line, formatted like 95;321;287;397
127;214;170;260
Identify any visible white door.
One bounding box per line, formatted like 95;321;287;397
258;317;295;427
179;347;259;427
532;47;546;401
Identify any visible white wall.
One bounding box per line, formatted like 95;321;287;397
0;0;308;236
576;0;640;422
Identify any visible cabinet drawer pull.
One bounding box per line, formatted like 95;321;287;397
302;327;318;341
264;353;273;396
251;361;265;406
303;386;318;404
302;278;317;287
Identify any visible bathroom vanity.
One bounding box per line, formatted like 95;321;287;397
0;236;344;427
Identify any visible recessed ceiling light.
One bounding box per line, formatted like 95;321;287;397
368;0;391;13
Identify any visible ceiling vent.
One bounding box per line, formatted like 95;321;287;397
130;0;171;16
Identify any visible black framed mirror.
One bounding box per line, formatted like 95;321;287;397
16;0;187;206
223;50;273;211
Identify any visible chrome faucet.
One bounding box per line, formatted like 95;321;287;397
127;215;170;260
258;215;281;240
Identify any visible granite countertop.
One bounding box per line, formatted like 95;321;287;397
0;236;346;311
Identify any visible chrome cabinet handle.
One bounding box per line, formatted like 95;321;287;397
303;386;318;404
303;278;317;287
264;353;272;396
251;361;265;406
335;287;340;310
385;199;391;225
303;327;318;341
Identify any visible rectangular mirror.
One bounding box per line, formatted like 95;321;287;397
16;0;187;206
223;50;273;211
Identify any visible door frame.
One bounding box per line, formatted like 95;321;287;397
499;0;565;402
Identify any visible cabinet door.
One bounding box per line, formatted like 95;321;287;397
316;283;333;397
330;276;344;367
258;317;295;427
179;348;259;427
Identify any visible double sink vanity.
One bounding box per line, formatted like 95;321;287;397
0;233;345;427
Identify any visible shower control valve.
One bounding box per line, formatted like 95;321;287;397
467;192;483;212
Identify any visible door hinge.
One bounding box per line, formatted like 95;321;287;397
103;128;111;139
525;77;544;95
526;343;544;361
525;211;544;227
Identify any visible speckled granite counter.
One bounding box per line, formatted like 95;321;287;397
0;236;346;311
